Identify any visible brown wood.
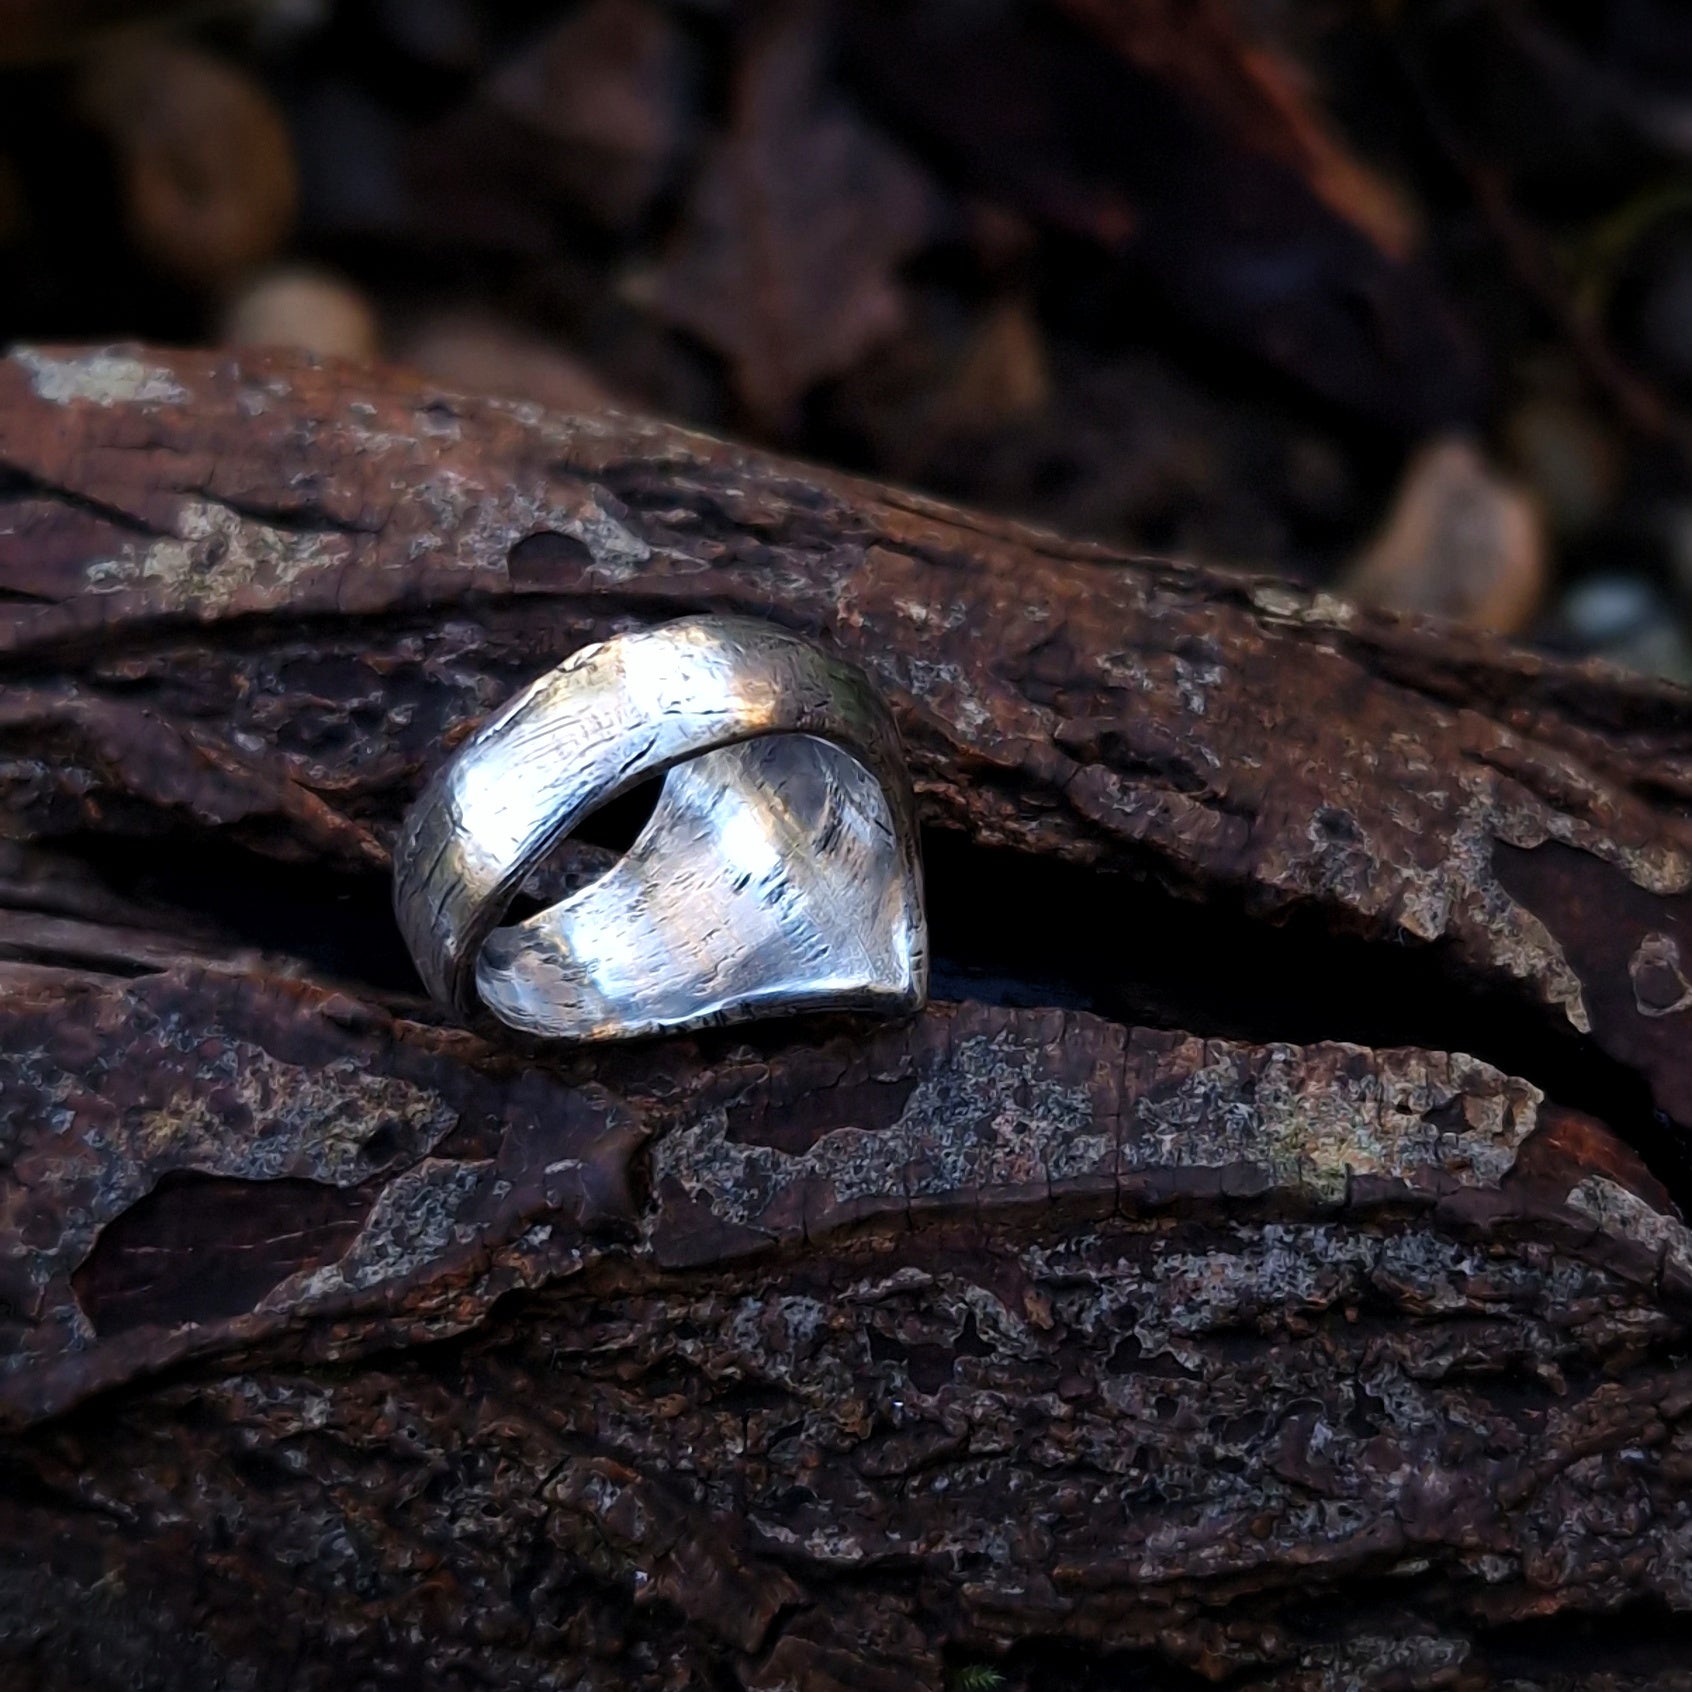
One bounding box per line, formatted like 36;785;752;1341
5;344;1692;1688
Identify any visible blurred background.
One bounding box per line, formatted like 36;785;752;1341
5;0;1692;673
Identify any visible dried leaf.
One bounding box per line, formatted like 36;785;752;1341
1055;0;1418;259
0;0;234;65
75;40;297;287
842;0;1480;429
487;0;696;230
654;6;936;430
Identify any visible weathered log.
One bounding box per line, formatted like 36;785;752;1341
4;344;1692;1688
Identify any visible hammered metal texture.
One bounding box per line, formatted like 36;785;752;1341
392;616;927;1041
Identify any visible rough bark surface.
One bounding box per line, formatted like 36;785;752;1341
5;345;1692;1687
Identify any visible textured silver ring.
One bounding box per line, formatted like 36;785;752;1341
393;615;928;1042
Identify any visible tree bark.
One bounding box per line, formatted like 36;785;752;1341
4;344;1692;1689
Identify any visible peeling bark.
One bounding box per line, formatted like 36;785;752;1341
4;345;1692;1687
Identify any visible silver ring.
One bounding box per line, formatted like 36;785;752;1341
392;615;928;1041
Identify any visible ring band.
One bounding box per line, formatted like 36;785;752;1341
392;616;928;1041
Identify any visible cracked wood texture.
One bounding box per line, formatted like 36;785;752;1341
6;348;1692;1689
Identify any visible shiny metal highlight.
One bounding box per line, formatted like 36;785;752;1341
392;615;927;1041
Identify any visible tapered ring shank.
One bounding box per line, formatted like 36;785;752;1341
392;616;927;1041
